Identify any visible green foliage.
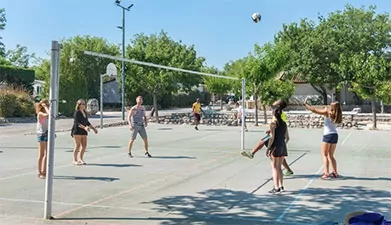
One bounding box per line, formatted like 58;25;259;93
0;85;35;117
6;44;36;68
0;8;6;57
36;35;120;116
125;30;205;116
0;65;35;91
202;66;232;96
327;4;391;111
259;79;296;106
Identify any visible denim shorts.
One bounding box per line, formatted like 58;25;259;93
322;133;338;144
37;134;48;142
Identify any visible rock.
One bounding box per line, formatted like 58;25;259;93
86;98;99;116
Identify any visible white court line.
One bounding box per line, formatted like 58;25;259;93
0;151;126;182
0;197;155;212
341;131;352;145
276;166;323;223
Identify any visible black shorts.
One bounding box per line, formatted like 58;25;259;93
322;133;338;144
194;113;201;121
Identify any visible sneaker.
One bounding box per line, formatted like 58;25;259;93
280;186;285;192
321;173;331;180
268;187;281;194
240;151;254;159
195;127;199;130
145;152;152;158
284;171;294;176
128;152;133;158
330;172;339;178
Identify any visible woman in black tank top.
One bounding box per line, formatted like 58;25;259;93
266;107;290;194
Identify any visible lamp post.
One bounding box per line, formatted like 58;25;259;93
115;0;133;121
100;63;118;129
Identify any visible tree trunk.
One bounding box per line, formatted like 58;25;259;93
254;93;259;126
152;93;159;123
311;84;328;105
220;95;223;110
371;94;377;129
262;104;267;125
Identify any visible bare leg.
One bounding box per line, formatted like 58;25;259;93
271;157;280;189
73;135;81;164
128;139;135;153
321;142;330;176
282;158;293;173
79;136;87;164
277;157;284;188
143;138;149;153
37;142;45;177
252;140;265;155
328;144;338;174
41;142;48;176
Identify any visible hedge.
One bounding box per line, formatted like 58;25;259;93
0;65;35;91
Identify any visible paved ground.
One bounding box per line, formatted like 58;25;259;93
0;122;390;225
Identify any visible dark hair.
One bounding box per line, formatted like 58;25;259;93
273;99;288;110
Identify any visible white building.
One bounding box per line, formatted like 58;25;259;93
32;80;45;97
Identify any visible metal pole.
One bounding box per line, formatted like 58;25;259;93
44;41;60;220
121;8;126;121
55;50;60;117
100;74;104;129
241;78;246;150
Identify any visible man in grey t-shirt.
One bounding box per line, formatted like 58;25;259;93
127;95;151;158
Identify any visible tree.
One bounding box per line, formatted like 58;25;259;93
6;44;36;68
0;8;6;57
36;35;120;116
335;53;391;129
258;78;296;106
327;5;391;129
125;31;205;120
276;16;349;105
245;42;289;125
202;66;232;110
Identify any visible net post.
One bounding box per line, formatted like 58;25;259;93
44;40;60;220
100;74;104;129
241;78;246;150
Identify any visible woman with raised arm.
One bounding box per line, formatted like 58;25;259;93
304;97;342;179
71;99;98;165
36;99;50;179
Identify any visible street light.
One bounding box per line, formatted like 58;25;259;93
100;63;118;129
115;0;133;121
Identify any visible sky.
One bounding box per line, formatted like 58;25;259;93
1;0;390;69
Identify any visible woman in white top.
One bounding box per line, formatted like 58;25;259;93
304;97;342;179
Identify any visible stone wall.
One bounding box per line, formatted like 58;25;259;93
149;112;391;129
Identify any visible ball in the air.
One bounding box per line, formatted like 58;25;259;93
251;12;261;23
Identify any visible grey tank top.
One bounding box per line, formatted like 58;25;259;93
132;105;145;126
37;116;49;135
323;116;337;135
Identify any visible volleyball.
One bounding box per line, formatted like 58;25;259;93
251;12;261;23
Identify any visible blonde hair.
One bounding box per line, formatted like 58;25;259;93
35;99;50;114
75;99;86;111
329;101;342;124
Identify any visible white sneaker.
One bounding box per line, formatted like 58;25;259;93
240;151;254;159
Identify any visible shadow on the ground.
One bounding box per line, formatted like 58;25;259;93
89;115;120;119
85;163;141;168
157;128;173;131
285;174;391;182
55;185;390;224
150;156;196;160
54;175;119;182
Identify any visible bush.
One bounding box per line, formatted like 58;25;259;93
0;85;35;117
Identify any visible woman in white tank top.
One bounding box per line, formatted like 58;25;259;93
304;97;343;180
